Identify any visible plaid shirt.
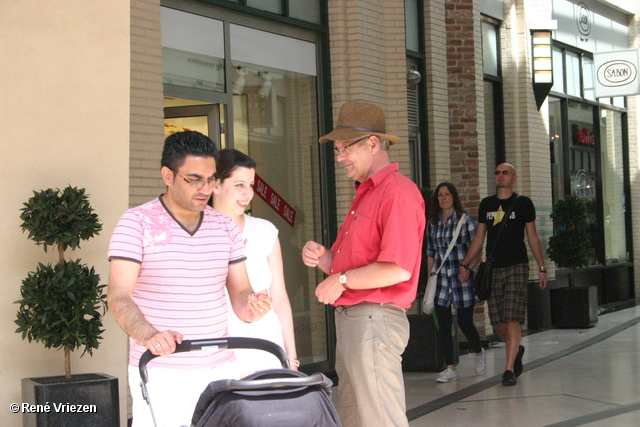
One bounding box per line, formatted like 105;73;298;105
426;211;477;308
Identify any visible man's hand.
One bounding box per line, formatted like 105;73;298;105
539;272;548;290
302;241;326;267
146;330;183;356
315;273;344;305
459;265;470;283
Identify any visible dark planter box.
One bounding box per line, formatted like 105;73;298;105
402;314;459;372
527;280;552;331
22;373;119;427
550;286;599;329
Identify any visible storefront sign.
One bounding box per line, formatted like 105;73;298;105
576;128;594;146
246;89;274;128
594;49;640;97
254;173;296;227
576;2;591;38
552;0;628;52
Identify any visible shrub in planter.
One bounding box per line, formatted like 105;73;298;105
546;195;591;287
16;186;106;379
546;195;597;328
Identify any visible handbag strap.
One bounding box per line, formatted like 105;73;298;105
434;213;466;275
486;195;520;260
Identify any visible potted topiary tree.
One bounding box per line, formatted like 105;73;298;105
16;186;119;427
546;194;598;329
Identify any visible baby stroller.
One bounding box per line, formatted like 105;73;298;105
139;337;341;427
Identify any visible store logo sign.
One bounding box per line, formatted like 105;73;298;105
597;61;637;87
576;3;591;36
594;49;640;97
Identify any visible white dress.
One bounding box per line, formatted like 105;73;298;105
226;215;286;375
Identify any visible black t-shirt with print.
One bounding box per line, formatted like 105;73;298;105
478;193;536;268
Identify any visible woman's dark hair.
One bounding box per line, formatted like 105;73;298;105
214;148;256;182
161;131;218;172
427;182;465;224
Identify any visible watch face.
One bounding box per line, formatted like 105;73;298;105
339;274;346;284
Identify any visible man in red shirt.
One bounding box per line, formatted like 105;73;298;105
302;102;425;427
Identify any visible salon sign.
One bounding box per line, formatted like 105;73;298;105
594;49;640;98
254;173;297;227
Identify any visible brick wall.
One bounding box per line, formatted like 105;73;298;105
126;0;164;419
326;0;411;211
445;0;484;217
424;0;452;188
130;0;165;208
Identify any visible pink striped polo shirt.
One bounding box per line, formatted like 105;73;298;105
108;197;245;369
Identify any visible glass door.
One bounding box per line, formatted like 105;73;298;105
228;24;326;370
164;100;225;149
161;8;329;372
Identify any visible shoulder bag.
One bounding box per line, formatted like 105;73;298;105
473;195;520;302
422;214;467;314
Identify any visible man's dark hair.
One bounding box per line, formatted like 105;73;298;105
214;148;256;182
161;131;218;172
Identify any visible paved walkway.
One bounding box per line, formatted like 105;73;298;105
404;304;640;426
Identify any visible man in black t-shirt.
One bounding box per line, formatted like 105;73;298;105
459;163;547;386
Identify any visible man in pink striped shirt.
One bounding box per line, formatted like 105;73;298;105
108;131;271;426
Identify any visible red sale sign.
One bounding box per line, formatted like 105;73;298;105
254;173;296;227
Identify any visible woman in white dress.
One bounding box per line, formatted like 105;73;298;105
211;148;298;374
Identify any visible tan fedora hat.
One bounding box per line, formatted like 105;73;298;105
319;102;400;145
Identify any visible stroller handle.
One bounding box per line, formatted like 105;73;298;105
227;372;327;391
139;337;290;385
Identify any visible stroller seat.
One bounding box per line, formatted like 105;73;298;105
192;368;340;427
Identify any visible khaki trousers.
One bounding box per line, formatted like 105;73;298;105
335;302;410;427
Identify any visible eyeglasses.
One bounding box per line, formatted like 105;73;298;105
333;135;370;156
494;170;512;175
174;171;216;188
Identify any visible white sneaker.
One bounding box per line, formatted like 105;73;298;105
436;368;457;383
475;348;486;375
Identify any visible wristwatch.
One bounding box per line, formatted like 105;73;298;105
539;266;547;273
339;272;350;290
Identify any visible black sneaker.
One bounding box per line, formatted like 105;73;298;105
514;345;525;377
502;370;517;386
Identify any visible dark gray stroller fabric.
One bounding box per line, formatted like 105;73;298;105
191;369;341;427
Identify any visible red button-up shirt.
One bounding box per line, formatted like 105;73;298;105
330;163;426;309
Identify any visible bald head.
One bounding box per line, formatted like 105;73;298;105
498;163;516;176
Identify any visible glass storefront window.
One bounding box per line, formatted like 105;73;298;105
552;46;564;93
405;0;420;52
566;51;581;97
484;80;497;185
229;25;326;366
247;0;282;14
482;22;498;76
161;8;225;92
600;109;627;263
289;0;321;25
568;101;598;264
549;97;564;205
613;97;626;108
582;56;595;101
